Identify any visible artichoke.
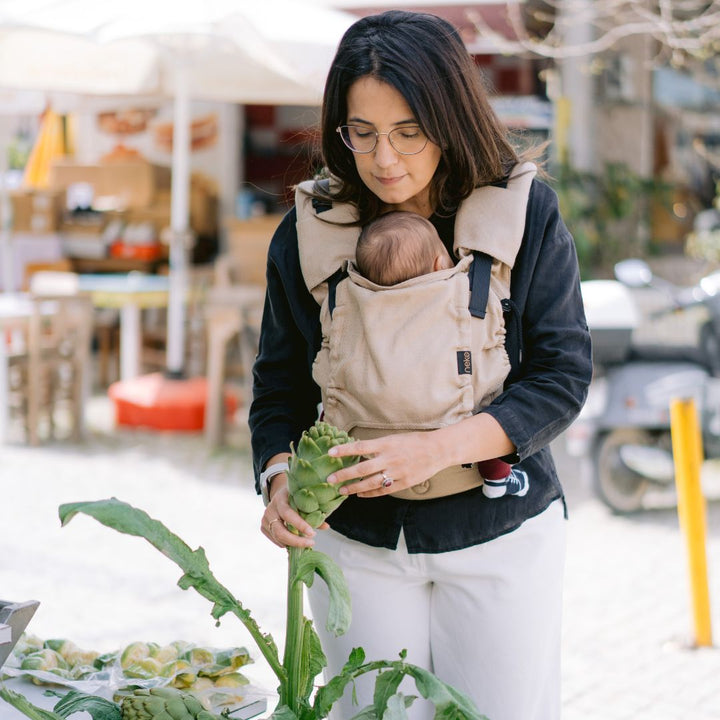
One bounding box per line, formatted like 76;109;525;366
120;642;152;669
287;421;361;529
180;647;214;668
124;657;163;679
152;644;179;664
212;673;248;688
121;687;220;720
20;649;68;672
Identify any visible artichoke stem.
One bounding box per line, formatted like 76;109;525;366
282;546;306;713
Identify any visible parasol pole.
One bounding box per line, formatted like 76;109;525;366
165;54;192;378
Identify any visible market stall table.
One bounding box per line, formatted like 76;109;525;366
0;676;267;720
77;274;170;382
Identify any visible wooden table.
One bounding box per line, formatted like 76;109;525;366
77;274;170;381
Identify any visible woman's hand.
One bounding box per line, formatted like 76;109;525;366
326;431;446;498
260;478;328;549
325;415;516;498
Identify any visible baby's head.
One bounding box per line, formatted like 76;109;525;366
356;211;453;286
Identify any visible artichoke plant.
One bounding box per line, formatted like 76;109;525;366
0;420;487;720
121;687;219;720
0;685;223;720
287;421;361;529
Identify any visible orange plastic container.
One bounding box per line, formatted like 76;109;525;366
109;241;163;261
108;373;238;431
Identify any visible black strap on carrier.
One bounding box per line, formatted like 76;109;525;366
327;250;493;319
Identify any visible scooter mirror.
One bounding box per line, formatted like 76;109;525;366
614;258;652;288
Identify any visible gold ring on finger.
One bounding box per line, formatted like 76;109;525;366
268;518;281;540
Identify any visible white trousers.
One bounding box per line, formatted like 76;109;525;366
307;499;566;720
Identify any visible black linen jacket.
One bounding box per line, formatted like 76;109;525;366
248;178;593;553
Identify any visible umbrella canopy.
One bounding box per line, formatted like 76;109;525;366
0;0;356;374
0;0;353;104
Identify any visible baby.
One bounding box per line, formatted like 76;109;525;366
355;210;529;499
356;210;454;285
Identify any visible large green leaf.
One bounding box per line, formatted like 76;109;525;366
269;704;298;720
58;499;284;686
59;499;237;619
315;654;487;720
300;618;326;700
0;685;63;720
403;666;486;720
372;670;407;719
313;647;366;718
348;706;377;720
382;694;411;720
52;691;122;720
293;549;351;636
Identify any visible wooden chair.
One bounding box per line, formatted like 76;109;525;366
203;252;266;447
22;272;94;444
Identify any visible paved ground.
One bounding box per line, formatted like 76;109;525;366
1;394;720;720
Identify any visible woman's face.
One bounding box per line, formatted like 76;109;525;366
344;76;442;217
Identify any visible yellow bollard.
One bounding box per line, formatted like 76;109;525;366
670;397;713;647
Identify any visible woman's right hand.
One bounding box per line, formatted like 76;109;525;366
260;478;324;549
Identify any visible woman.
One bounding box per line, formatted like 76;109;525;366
249;10;592;720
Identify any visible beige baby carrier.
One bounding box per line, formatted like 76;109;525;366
296;163;536;499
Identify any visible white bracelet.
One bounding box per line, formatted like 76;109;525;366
260;461;289;506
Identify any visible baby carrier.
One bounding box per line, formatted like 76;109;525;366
296;163;536;499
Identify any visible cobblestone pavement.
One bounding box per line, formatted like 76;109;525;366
1;396;720;719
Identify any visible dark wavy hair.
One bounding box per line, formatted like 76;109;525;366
314;10;528;225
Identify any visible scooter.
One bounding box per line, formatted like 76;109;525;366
566;258;720;513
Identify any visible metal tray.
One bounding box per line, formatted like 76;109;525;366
0;600;40;669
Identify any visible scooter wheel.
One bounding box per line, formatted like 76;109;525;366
593;429;652;514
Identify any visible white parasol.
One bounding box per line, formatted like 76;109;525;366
0;0;355;374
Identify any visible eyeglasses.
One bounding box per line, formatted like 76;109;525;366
336;124;429;155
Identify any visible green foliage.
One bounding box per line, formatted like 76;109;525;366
54;690;122;720
550;162;673;278
0;685;66;720
685;180;720;263
2;424;484;720
6;131;32;171
53;496;485;720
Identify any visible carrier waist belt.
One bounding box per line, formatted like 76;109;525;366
350;427;484;500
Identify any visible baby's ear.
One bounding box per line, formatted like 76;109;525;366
433;253;453;272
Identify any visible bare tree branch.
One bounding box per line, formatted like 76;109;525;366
468;1;720;65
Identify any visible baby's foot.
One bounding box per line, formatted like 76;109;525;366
482;468;529;499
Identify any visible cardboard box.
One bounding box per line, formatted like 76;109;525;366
224;214;282;286
49;159;158;209
134;181;217;237
10;189;64;233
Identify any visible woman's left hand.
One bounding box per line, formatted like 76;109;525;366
326;431;446;497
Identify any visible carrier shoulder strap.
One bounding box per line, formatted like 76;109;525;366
468;251;493;319
327;266;348;317
295;162;537;305
453;161;536;265
295;179;359;305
